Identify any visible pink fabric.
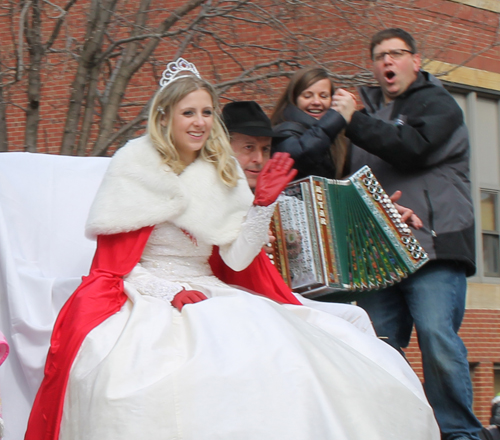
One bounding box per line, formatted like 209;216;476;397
0;332;8;366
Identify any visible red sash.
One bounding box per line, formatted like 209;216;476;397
209;247;301;305
25;227;154;440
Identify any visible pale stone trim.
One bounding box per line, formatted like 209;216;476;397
424;60;500;92
467;282;500;309
448;0;500;13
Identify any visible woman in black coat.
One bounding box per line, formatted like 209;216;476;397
271;66;356;179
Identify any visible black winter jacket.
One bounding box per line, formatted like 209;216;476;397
272;105;346;179
347;71;475;275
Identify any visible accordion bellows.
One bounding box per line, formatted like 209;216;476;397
271;166;429;298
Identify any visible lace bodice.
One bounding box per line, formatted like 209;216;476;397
124;203;276;302
124;222;226;302
141;222;215;280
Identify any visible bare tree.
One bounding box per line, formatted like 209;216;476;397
1;0;498;155
18;0;77;151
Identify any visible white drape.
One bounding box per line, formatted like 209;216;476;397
0;152;110;440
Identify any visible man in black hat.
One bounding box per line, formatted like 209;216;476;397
221;100;416;332
222;101;281;191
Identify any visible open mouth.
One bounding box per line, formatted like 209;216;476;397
188;132;204;138
385;71;396;81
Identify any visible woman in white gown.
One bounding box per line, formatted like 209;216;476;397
25;59;439;440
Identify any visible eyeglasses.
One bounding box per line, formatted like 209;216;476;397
372;49;414;62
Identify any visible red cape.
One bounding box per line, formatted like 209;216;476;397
209;246;301;305
25;229;300;440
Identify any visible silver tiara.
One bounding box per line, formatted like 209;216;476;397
159;58;201;89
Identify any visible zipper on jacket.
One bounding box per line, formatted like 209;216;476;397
424;190;437;237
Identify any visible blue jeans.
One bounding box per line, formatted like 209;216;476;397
357;260;483;440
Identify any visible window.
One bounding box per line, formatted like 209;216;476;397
495;364;500;397
449;88;500;279
482;191;500;277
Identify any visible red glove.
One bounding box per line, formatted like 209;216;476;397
253;152;297;206
171;288;208;311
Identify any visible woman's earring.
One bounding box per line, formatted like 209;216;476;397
157;106;165;115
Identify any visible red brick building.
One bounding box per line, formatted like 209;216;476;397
2;0;500;426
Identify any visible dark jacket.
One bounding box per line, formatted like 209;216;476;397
347;71;475;275
272;105;346;179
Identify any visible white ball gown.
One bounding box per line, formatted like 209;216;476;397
22;136;439;440
59;222;439;440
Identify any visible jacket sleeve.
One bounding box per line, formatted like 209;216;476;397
273;109;346;176
25;226;153;440
345;89;465;171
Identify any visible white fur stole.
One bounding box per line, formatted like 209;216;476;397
86;136;254;246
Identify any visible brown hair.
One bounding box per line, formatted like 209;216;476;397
369;28;417;60
271;66;333;126
271;66;349;178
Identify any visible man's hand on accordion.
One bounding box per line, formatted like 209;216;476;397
390;190;423;230
264;229;276;255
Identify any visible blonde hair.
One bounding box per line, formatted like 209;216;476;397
148;75;239;187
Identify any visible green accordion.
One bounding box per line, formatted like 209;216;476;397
271;166;429;298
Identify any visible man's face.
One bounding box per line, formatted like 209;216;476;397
372;37;421;103
230;132;271;190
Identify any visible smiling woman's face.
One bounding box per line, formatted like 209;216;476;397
295;78;332;120
164;88;214;166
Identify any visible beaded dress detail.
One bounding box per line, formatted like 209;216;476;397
125;203;276;302
125;222;227;302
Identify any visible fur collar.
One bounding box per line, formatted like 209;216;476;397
86;135;254;246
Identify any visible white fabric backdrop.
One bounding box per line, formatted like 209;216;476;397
0;152;110;440
0;151;421;439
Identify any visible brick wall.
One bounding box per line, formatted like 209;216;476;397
406;309;500;426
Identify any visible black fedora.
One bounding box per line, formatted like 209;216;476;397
222;101;281;137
